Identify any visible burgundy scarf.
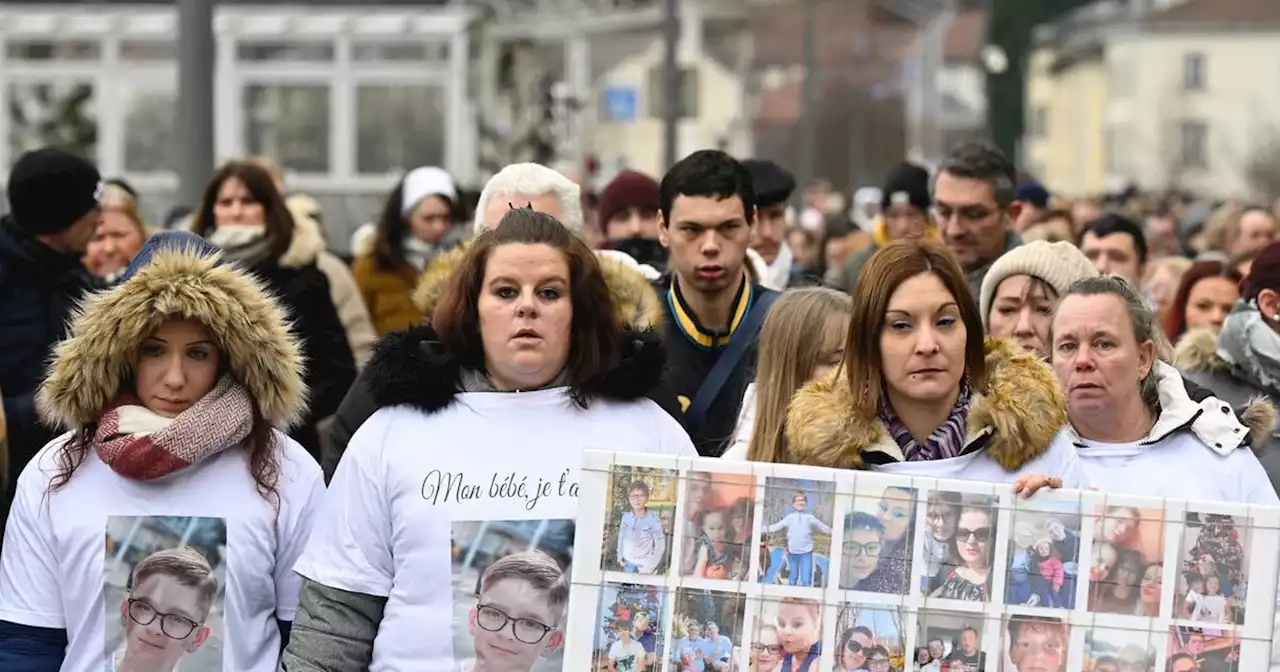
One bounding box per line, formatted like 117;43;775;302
94;376;254;480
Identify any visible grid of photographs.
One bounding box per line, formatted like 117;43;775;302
564;453;1280;671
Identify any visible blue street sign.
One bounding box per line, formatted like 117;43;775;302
603;86;638;122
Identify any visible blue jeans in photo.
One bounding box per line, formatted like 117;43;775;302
788;551;814;586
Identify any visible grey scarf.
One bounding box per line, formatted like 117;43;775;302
1218;301;1280;394
206;225;275;267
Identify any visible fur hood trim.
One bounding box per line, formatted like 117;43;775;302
278;208;326;268
1173;327;1230;374
410;240;664;330
363;325;667;414
37;246;308;430
785;337;1068;470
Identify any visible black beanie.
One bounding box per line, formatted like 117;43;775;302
742;158;796;208
7;147;103;235
880;161;931;212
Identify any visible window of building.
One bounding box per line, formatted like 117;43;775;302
1031;105;1048;138
123;82;177;172
8;82;98;163
645;65;698;119
1182;52;1205;91
1179;120;1208;169
237;41;335;63
355;84;446;174
244;84;331;173
6;40;101;61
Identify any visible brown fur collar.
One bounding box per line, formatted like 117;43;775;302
1173;327;1230;374
785;338;1068;470
410;239;664;331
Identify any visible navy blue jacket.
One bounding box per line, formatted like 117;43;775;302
0;217;93;493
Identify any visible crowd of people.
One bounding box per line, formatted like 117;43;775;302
0;137;1277;670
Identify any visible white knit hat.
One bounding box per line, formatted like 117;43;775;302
400;166;457;218
980;240;1099;328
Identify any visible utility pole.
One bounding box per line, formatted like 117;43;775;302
661;0;680;171
796;0;818;207
176;0;215;209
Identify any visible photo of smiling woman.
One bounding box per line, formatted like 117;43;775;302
750;598;822;672
841;486;916;594
923;494;999;602
105;516;226;672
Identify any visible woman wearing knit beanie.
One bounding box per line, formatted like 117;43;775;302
980;241;1098;358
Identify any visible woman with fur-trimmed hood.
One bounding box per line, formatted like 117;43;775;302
191;161;356;458
776;240;1086;492
1173;241;1280;493
0;232;324;671
324;163;666;479
283;209;691;669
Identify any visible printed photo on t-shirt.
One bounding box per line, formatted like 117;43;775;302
759;477;835;588
1084;625;1156;672
1004;498;1082;610
678;471;756;581
1176;512;1251;626
830;604;905;672
1167;625;1240;672
669;588;746;672
1087;505;1165;617
915;609;987;672
104;516;226;672
841;486;916;594
591;583;668;672
750;597;822;672
999;614;1069;672
920;492;998;602
451;519;574;672
602;465;678;576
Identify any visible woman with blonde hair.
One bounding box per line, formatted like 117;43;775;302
84;183;149;283
722;287;852;461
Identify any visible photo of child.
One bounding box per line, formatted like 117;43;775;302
915;610;987;672
104;516;226;672
679;471;756;581
841;486;916;594
832;605;904;671
1004;499;1081;609
1083;626;1155;672
922;493;999;602
669;588;747;672
451;519;574;671
760;478;835;588
591;583;667;672
1087;506;1164;617
602;465;679;575
749;598;822;671
1176;513;1250;625
1000;615;1069;672
1167;626;1240;672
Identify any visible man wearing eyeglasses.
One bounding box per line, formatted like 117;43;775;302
111;546;217;672
463;550;567;672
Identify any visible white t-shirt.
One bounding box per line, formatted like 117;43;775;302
608;638;648;671
871;430;1089;488
1076;432;1280;504
0;431;325;672
293;389;693;671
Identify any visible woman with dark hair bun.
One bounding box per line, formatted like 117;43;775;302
284;208;693;668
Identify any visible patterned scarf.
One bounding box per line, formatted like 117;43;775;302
94;376;255;481
878;382;972;462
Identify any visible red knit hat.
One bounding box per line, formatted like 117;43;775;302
1245;241;1280;300
598;170;660;228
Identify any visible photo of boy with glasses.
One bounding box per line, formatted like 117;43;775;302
461;550;568;672
108;546;218;672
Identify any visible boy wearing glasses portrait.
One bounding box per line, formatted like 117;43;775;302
462;550;567;672
109;546;218;672
839;512;884;591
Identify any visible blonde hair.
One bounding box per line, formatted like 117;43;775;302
1199;202;1243;253
131;546;219;619
1142;255;1192;284
746;288;852;462
100;184;150;239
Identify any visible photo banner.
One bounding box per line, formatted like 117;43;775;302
564;450;1280;672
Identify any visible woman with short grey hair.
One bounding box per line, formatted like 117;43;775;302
1048;274;1277;504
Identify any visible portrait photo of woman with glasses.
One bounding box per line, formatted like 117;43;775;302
104;515;226;672
833;606;905;672
840;485;916;594
923;494;999;602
